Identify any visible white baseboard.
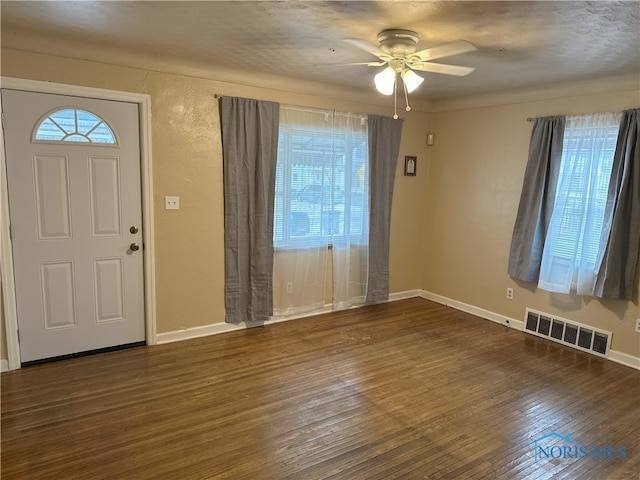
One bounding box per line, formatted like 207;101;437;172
1;359;8;372
418;290;525;331
156;305;334;344
270;305;334;323
418;289;639;371
608;349;640;370
156;289;639;371
157;293;421;345
156;321;251;344
389;289;423;302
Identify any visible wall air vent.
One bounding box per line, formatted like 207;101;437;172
524;308;611;358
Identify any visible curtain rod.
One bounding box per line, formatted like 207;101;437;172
214;93;402;120
527;109;626;122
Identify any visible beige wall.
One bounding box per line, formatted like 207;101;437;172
422;89;640;356
0;48;428;348
0;281;6;363
1;46;638;362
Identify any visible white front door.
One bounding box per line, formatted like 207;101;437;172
2;89;145;363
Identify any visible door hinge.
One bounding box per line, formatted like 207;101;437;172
1;111;5;130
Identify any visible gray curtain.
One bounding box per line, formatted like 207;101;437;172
508;116;565;281
220;96;280;323
366;115;404;304
594;108;640;299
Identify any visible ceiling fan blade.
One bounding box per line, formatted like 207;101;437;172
409;62;475;76
317;61;387;67
344;38;384;58
412;41;477;62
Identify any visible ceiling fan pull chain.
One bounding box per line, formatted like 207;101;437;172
393;75;399;120
403;79;411;112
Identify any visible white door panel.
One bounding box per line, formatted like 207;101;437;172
2;89;145;363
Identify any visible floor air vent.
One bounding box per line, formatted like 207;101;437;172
524;308;611;358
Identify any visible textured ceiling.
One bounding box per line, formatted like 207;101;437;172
1;1;639;102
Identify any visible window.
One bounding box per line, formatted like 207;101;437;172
273;107;368;248
34;108;117;144
538;112;621;294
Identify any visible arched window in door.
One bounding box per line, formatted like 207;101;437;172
33;108;117;145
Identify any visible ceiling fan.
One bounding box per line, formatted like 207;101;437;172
344;29;476;117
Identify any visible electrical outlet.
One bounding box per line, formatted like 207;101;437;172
635;318;640;333
506;288;514;300
165;196;180;210
286;282;293;294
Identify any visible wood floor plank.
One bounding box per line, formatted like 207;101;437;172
2;298;638;479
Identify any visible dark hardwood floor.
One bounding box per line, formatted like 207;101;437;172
2;298;639;479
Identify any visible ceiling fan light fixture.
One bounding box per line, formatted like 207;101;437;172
401;68;424;93
346;29;475;116
374;66;396;95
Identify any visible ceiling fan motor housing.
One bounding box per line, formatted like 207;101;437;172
377;29;420;57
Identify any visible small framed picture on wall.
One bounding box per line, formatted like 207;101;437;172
404;156;417;176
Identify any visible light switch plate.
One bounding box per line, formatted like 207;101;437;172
165;196;180;210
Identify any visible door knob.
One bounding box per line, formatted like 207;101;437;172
130;243;140;252
130;226;139;234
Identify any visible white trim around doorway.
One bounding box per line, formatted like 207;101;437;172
0;77;156;370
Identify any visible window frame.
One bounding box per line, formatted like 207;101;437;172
32;107;119;146
273;114;369;250
537;112;622;294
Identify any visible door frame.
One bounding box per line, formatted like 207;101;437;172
1;77;156;370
